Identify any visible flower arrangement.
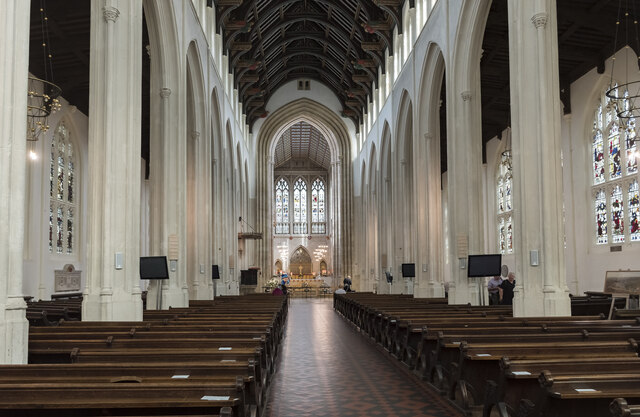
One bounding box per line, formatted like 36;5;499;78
267;277;279;289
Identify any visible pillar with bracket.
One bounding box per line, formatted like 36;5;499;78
507;0;571;316
0;0;30;363
82;0;144;320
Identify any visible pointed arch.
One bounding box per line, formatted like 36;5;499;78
256;98;353;286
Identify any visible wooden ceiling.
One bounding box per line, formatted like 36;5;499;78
26;0;637;169
214;0;403;130
274;121;332;169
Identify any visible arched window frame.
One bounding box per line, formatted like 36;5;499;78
496;151;513;255
274;177;290;234
49;121;77;255
311;177;326;234
591;85;640;245
293;177;308;234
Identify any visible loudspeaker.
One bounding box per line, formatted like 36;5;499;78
212;265;220;280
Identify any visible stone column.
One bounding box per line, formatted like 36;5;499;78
507;0;570;316
83;0;143;321
415;133;444;298
0;0;30;363
446;88;484;305
146;85;189;309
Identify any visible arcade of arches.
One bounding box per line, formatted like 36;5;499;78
1;0;639;365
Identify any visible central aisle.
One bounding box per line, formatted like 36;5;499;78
264;298;461;417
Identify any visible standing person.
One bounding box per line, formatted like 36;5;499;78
343;276;352;292
487;275;503;305
499;272;516;305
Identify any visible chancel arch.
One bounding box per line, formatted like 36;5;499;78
256;98;353;291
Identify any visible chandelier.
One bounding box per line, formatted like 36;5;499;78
27;1;62;149
605;0;640;123
27;76;62;142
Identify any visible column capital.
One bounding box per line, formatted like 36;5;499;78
190;130;200;141
102;6;120;23
423;133;433;141
531;12;548;29
461;91;472;101
160;88;171;99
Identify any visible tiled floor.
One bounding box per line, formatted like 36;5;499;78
264;298;462;417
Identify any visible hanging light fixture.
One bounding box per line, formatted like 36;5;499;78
605;0;640;123
27;0;62;148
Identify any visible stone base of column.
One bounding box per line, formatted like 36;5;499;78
146;282;188;310
82;290;142;321
448;280;481;305
415;281;445;298
189;282;213;301
513;286;571;317
543;287;571;316
1;296;28;364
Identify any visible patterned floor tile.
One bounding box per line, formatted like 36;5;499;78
264;299;462;417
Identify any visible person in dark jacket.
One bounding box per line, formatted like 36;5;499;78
499;273;516;305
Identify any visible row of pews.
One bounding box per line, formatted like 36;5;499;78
334;293;640;417
0;294;287;417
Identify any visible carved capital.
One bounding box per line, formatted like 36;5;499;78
461;91;472;101
102;6;120;23
424;133;433;141
191;131;200;141
531;13;548;29
160;88;171;99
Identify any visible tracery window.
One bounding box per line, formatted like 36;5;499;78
293;178;307;234
497;153;513;254
311;178;326;234
591;85;639;245
49;122;76;254
275;178;289;234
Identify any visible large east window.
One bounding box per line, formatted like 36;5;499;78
274;175;327;235
49;122;77;254
592;86;640;244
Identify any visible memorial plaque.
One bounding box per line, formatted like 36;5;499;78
54;264;81;292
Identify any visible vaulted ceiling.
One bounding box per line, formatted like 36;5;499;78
26;0;637;170
274;122;332;169
214;0;404;130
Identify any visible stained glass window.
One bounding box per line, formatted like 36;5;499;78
496;152;513;255
596;189;608;244
49;122;76;254
629;181;640;241
311;178;326;234
593;130;605;185
611;185;625;243
591;87;640;245
275;178;289;234
293;178;307;234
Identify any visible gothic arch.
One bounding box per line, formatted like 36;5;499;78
255;98;353;287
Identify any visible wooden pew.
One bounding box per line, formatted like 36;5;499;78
611;398;640;417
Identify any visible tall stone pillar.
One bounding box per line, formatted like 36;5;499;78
446;88;484;305
146;86;189;309
414;133;444;298
83;0;143;321
507;0;571;316
0;0;30;363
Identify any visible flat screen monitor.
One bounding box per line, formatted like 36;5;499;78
212;265;220;280
240;269;258;286
467;254;502;277
385;271;393;284
401;263;415;278
140;256;169;280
